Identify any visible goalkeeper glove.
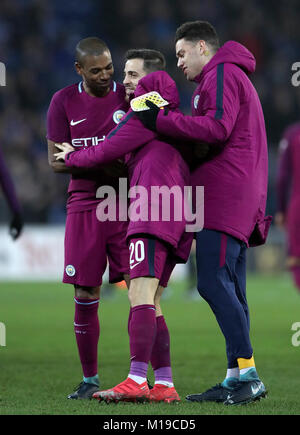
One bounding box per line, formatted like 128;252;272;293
136;100;161;131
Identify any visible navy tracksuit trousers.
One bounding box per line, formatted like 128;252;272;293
196;229;253;368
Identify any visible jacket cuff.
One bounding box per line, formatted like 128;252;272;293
156;108;172;135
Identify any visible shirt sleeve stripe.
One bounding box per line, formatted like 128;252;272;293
107;111;134;139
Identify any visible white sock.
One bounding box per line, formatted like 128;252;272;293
155;380;174;388
240;366;255;376
225;368;239;379
128;374;146;384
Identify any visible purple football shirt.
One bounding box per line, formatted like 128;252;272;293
47;80;129;212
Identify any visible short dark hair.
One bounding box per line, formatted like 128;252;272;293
175;21;220;52
125;49;166;73
75;37;109;64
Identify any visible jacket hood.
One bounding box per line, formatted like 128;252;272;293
195;41;256;82
134;70;180;110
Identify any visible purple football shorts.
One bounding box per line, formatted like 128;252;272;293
63;209;129;287
128;236;179;288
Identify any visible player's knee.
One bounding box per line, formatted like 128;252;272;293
129;277;158;306
128;289;134;306
154;285;164;303
128;279;143;305
196;271;218;301
197;270;210;291
154;295;161;314
196;285;208;300
153;285;165;316
74;285;100;299
154;293;160;307
154;301;163;317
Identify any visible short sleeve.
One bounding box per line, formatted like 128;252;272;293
47;92;71;143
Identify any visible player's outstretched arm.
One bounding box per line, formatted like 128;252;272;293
62;111;156;170
138;68;240;146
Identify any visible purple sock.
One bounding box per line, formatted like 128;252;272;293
127;307;132;335
150;315;173;383
74;298;100;378
129;304;156;378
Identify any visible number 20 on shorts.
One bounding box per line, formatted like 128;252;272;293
129;240;145;267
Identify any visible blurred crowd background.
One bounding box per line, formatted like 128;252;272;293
0;0;300;224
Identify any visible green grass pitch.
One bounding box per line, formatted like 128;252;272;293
0;273;300;416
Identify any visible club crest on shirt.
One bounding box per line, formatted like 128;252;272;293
113;110;126;124
65;264;76;277
194;95;200;109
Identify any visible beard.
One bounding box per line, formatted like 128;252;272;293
86;79;111;97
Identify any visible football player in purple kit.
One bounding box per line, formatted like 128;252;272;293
275;122;300;293
55;49;195;403
136;21;272;405
47;37;130;399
